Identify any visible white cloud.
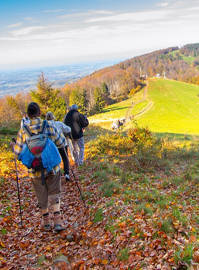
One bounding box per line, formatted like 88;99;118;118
167;0;199;9
9;26;46;37
7;22;23;28
157;2;169;7
86;10;170;23
94;10;114;15
1;1;199;69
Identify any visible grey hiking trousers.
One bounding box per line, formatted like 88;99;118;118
72;136;84;166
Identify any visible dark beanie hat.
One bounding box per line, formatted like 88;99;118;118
27;102;40;118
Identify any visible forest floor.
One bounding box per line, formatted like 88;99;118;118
2;126;199;269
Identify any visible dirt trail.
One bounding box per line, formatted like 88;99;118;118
125;80;151;120
89;118;122;123
2;165;98;268
96;81;152;126
134;100;154;119
89;80;153;125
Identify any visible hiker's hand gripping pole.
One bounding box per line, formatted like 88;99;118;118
11;138;23;226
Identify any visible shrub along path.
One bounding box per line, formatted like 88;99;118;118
2;130;199;269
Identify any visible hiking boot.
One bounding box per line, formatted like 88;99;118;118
53;212;65;232
65;174;70;182
42;213;51;231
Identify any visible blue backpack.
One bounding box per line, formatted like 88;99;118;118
18;120;61;184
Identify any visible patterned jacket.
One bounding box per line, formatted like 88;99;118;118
14;117;66;178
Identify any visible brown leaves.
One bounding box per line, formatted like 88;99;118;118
0;241;5;248
54;261;71;270
19;240;30;249
193;250;199;263
189;235;197;243
2;141;199;270
53;255;71;270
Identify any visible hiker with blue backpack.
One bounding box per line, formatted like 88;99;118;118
46;111;71;181
11;102;66;232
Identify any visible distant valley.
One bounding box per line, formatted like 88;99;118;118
0;61;115;98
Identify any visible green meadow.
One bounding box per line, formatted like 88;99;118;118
138;79;199;135
89;78;199;135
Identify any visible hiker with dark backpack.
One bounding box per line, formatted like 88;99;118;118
11;102;66;232
46;111;71;181
64;104;89;166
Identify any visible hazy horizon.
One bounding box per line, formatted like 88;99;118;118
0;57;120;72
0;60;118;98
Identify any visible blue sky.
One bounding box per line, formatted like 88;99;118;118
0;0;199;70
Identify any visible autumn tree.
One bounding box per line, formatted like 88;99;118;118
6;96;22;119
0;97;18;126
0;93;31;126
69;88;89;114
31;73;66;120
93;87;105;113
82;89;89;114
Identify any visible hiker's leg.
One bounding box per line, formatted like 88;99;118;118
58;147;69;176
32;177;48;210
46;171;61;207
32;177;50;230
46;171;61;212
46;171;65;231
77;137;84;165
41;212;51;231
72;140;79;166
64;146;70;180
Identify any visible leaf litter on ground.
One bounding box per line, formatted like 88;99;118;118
1;131;199;269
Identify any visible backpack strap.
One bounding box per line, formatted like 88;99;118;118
23;124;34;137
23;120;47;137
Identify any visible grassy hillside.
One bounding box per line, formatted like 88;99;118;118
138;79;199;134
89;79;199;135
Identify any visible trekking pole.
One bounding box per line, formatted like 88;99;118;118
11;138;23;226
63;146;87;208
70;166;87;209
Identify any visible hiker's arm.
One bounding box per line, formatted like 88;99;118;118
79;113;89;128
49;125;66;148
62;123;71;137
